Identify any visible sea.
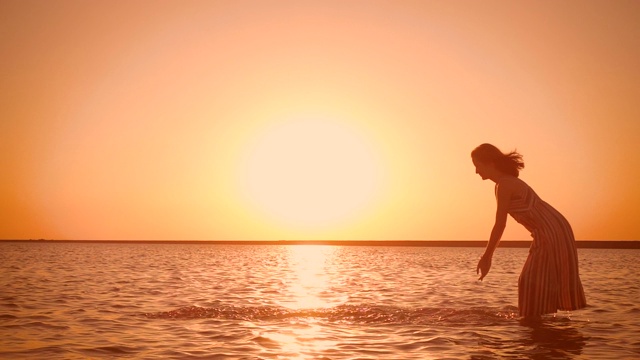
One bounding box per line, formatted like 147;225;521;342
1;242;638;359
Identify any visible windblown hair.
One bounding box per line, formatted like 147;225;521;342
471;143;524;177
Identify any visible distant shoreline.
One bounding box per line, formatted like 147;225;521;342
1;239;638;249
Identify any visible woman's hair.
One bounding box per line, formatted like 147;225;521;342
471;143;524;177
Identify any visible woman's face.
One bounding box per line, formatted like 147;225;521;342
472;157;493;180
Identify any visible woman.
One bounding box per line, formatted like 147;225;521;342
472;143;586;319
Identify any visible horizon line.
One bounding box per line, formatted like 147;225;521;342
1;239;638;249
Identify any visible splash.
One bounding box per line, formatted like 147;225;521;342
143;304;519;326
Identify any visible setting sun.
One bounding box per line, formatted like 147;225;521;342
1;1;639;240
237;117;384;230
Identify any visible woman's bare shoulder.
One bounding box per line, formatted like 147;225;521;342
497;176;529;192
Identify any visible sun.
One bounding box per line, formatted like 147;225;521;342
238;116;383;230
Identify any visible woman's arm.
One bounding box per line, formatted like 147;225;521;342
477;180;512;280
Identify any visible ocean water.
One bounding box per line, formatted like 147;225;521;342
0;242;638;359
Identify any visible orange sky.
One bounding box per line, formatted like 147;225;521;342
2;1;639;240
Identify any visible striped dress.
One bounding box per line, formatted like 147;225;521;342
499;179;587;318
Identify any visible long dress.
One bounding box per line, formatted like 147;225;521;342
498;178;587;318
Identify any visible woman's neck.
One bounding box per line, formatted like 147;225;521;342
489;172;511;184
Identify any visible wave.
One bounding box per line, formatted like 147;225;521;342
143;304;519;326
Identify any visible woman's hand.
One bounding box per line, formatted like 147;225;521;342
476;254;492;281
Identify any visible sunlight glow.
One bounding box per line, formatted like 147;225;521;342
3;1;638;240
239;117;383;230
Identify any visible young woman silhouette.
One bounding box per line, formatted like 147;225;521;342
471;143;586;319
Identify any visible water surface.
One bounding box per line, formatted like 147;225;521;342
1;243;638;359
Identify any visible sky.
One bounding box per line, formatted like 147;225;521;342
1;0;639;241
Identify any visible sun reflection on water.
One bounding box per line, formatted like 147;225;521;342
280;245;343;310
256;320;339;359
260;245;344;358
